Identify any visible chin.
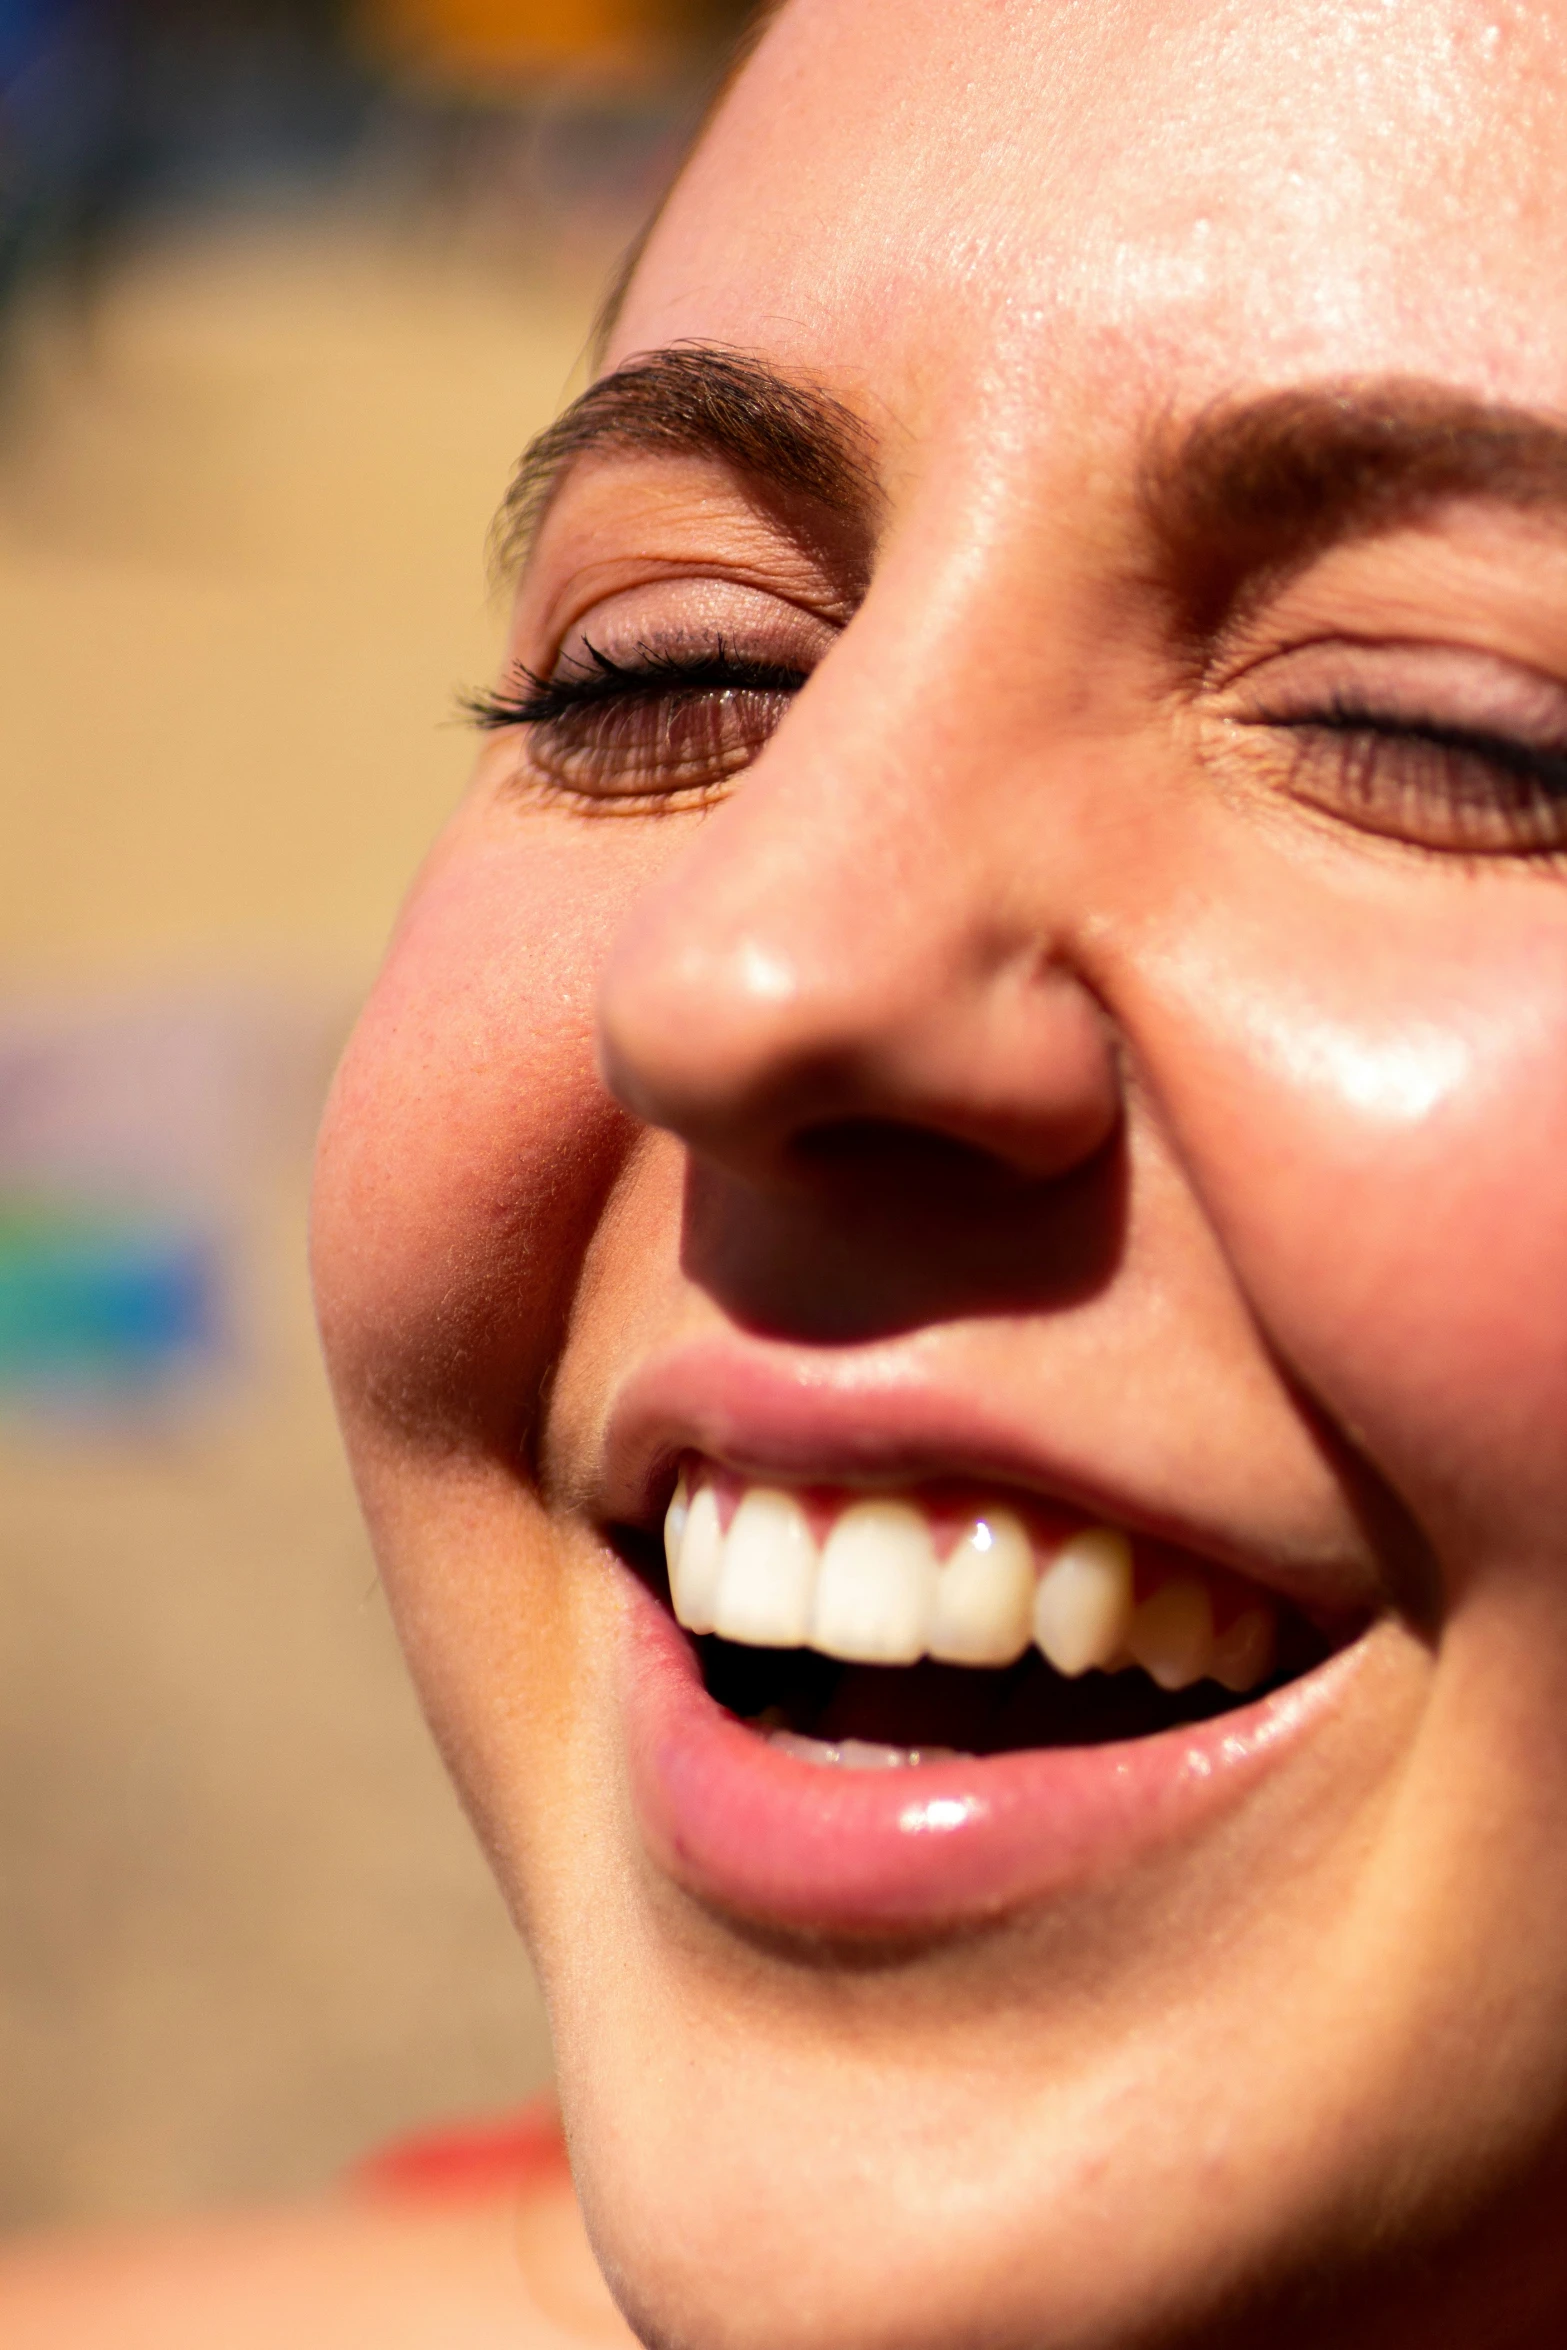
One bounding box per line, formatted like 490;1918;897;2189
365;1433;1524;2350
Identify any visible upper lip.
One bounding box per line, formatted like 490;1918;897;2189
597;1333;1383;1623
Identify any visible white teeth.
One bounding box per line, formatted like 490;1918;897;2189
668;1476;723;1635
928;1509;1034;1665
664;1469;1282;1699
1210;1605;1277;1694
766;1729;956;1769
812;1499;939;1665
712;1486;818;1648
1031;1527;1135;1676
664;1471;689;1557
1126;1575;1214;1692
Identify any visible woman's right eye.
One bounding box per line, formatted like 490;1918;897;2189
467;640;809;810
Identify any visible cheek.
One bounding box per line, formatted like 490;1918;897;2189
311;815;642;1460
1147;902;1567;1570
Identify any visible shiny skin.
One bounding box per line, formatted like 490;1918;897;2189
312;2;1567;2343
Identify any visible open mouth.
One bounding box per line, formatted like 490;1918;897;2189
612;1413;1365;1930
660;1458;1332;1767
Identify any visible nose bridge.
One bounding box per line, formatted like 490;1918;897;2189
596;535;1122;1185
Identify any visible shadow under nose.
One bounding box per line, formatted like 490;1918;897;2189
680;1122;1129;1344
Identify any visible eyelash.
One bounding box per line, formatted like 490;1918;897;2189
469;637;1567;861
467;638;809;727
465;638;809;810
1258;693;1567;856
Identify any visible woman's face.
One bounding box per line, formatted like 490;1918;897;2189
313;2;1567;2342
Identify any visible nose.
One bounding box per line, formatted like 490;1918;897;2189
596;623;1122;1193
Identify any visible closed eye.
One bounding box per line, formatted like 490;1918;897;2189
1274;696;1567;799
464;638;810;812
466;637;811;729
1246;696;1567;857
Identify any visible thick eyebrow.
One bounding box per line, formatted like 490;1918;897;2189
1144;380;1567;642
491;343;878;581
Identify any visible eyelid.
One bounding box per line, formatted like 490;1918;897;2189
1212;633;1567;740
1198;509;1567;695
479;639;803;814
520;558;854;686
527;585;836;703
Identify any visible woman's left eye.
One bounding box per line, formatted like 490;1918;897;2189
1212;627;1567;860
1247;699;1567;857
466;640;809;810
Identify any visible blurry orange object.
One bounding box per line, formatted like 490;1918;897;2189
349;2094;570;2202
361;0;679;76
0;2097;637;2344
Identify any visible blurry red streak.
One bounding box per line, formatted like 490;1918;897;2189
348;2094;569;2201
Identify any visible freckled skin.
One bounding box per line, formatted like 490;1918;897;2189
312;2;1567;2345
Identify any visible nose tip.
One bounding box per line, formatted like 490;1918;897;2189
598;916;805;1161
597;868;1122;1190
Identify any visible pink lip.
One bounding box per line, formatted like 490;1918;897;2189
603;1335;1103;1521
604;1332;1366;1929
617;1567;1358;1934
601;1333;1368;1616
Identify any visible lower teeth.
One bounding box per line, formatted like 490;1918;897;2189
765;1728;961;1769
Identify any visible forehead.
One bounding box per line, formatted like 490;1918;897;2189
609;0;1567;440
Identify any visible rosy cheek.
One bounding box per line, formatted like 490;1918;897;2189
1148;911;1567;1569
311;816;639;1459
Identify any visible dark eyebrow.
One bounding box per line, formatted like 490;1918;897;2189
1144;380;1567;642
491;342;878;580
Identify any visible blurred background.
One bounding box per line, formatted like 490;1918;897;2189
0;0;746;2235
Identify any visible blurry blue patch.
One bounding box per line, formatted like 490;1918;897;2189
0;1197;221;1398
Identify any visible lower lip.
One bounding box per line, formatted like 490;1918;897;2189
618;1567;1354;1932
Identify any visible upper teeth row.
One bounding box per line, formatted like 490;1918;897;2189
664;1476;1277;1695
